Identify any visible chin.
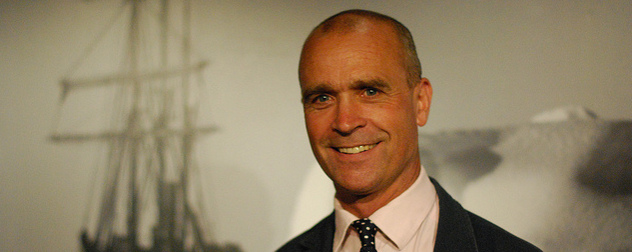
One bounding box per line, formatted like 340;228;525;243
334;176;381;197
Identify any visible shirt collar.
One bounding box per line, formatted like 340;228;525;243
332;166;437;250
333;201;357;251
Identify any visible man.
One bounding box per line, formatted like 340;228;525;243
278;9;541;252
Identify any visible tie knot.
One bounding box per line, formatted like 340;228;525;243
351;218;378;251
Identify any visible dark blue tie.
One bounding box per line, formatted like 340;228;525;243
352;218;378;252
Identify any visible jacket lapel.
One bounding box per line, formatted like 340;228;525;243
431;178;479;252
297;213;335;252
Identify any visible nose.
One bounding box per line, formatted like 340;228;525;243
332;98;366;135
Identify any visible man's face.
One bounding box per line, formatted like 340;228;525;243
299;22;432;199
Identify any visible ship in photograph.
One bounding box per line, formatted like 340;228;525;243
50;1;239;251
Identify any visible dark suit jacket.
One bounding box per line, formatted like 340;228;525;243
276;178;541;252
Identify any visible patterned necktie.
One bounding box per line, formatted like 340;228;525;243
351;218;378;252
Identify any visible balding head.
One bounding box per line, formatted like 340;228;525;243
300;10;422;87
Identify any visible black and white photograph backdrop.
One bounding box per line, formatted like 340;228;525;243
1;1;631;251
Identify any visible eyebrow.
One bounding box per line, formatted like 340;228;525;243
351;79;391;92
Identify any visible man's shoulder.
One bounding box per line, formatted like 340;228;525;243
276;213;335;252
466;211;542;252
430;177;541;251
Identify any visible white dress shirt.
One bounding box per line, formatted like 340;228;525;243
333;166;439;251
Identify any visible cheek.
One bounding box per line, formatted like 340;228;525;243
305;113;327;140
382;104;419;141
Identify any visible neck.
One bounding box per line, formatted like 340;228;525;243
336;165;420;218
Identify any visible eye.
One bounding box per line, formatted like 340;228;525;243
305;94;333;109
364;88;379;96
314;94;331;103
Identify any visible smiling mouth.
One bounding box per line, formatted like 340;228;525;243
335;144;377;154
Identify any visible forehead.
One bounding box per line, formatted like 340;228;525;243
299;22;406;86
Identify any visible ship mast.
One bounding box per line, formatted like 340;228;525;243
50;0;239;251
127;0;141;249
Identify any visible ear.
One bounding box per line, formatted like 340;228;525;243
415;78;433;127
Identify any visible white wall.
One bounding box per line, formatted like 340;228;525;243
1;0;630;251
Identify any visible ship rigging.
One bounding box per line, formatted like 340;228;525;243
50;1;239;251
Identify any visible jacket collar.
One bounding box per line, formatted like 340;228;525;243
431;177;479;252
297;213;335;252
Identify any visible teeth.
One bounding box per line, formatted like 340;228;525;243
338;144;377;154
